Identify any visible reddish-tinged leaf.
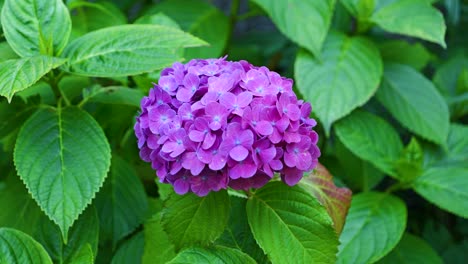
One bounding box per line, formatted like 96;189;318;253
300;163;352;234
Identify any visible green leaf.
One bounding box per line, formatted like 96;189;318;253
162;190;230;250
14;106;111;241
0;56;66;102
335;137;385;191
378;233;443;264
444;123;468;166
395;137;424;182
377;63;450;145
0;228;52;264
0;41;19;63
433;54;468;119
111;232;144;264
135;12;181;29
378;40;432;70
337;192;407;264
35;206;99;264
0;174;44;235
1;0;71;56
147;0;229;59
371;0;446;47
69;244;94;264
143;213;176;264
95;156;148;247
251;0;335;57
216;197;269;264
341;0;375;19
168;246;256;264
61;25;207;77
335;110;403;177
69;1;126;39
83;86;143;108
295;32;382;133
247;181;338;264
300;164;353;235
413;166;468;218
423;123;468;168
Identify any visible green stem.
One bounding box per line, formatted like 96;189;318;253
48;71;70;106
222;0;241;55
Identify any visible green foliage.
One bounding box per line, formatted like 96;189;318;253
247;182;338;263
162;190;230;250
377;63;450;145
337;192;407;263
378;233;443;264
0;228;53;264
295;32;382;133
0;56;66;102
1;0;71;56
335;110;403;177
0;0;466;262
14;107;111;241
168;246;256;264
371;0;446;47
95;156;148;247
61;25;206;77
252;0;335;58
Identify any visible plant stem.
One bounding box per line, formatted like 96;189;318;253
222;0;241;55
48;71;70;106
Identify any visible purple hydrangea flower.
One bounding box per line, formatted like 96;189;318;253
135;57;320;196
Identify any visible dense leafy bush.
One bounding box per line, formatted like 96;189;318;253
0;0;467;263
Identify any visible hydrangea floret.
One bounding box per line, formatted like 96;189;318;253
135;57;320;196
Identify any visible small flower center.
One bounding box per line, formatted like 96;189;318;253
293;148;299;154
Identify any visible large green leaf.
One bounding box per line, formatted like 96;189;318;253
371;0;446;47
301;164;352;235
295;32;382;133
111;232;144;264
337;192;407;264
35;206;99;264
377;63;449;145
1;0;71;56
61;25;207;77
216;197;269;263
413;166;468;218
147;0;229;59
143;213;176;264
95;156;148;247
335;110;403;177
379;40;432;70
247;181;338;264
0;174;44;235
162;190;230;250
252;0;335;57
0;56;66;102
0;228;52;264
168;246;256;264
378;233;443;264
14;106;111;241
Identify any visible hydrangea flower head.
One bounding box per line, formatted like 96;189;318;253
135;57;320;196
